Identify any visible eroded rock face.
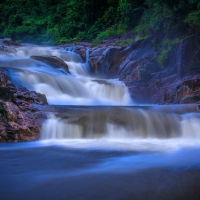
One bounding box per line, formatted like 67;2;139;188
31;56;70;73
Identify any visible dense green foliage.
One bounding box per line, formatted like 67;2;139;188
0;0;200;44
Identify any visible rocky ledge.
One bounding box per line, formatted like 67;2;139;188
0;69;47;142
68;30;200;104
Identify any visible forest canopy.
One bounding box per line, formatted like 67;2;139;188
0;0;199;44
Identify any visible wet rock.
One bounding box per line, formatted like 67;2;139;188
16;86;48;105
18;125;39;142
0;69;7;87
174;79;200;104
8;121;18;131
37;93;48;105
0;68;47;142
176;86;192;102
75;47;87;61
34;111;47;120
0;136;6;142
18;125;31;136
89;47;123;77
4;102;19;122
0;130;7;138
31;56;70;73
0;38;21;46
180;95;200;104
0;86;15;101
0;122;6;131
17;111;35;127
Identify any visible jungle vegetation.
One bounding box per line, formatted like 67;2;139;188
0;0;199;44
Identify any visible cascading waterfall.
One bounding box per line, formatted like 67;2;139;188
41;106;200;140
2;46;132;105
2;45;200;142
1;46;200;200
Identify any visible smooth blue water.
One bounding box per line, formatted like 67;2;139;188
0;140;200;200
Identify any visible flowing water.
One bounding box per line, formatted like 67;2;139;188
1;46;131;105
0;46;200;200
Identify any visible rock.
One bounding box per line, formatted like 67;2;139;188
174;79;200;104
18;125;39;142
0;67;47;143
0;123;5;133
4;102;19;122
89;47;123;78
75;47;87;61
16;86;48;105
176;86;191;102
31;56;70;73
180;95;200;104
17;111;35;127
18;125;31;136
0;38;20;46
0;69;8;87
0;86;15;101
0;130;7;138
0;136;6;142
8;121;18;130
36;93;48;105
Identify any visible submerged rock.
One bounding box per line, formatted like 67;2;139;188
31;55;70;73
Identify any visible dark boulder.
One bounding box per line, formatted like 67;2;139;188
0;38;21;46
174;79;200;104
89;47;123;78
15;86;48;105
31;56;70;73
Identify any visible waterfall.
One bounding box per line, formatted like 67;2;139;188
2;46;132;105
3;45;200;142
41;106;200;140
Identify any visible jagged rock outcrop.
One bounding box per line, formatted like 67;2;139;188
0;69;47;142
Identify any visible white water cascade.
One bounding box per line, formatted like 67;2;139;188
2;45;200;144
1;46;132;105
41;106;200;140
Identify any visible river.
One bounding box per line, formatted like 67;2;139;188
0;46;200;200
